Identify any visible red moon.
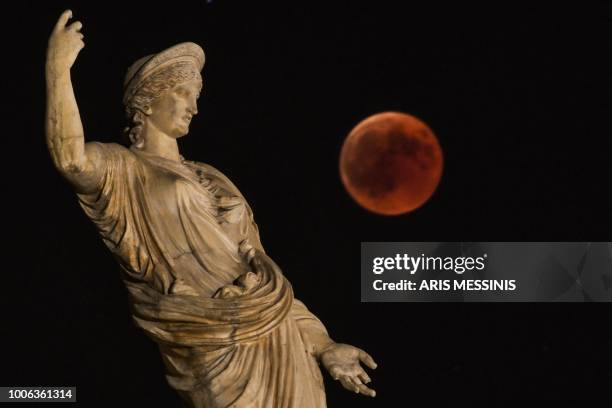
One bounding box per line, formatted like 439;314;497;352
339;112;443;215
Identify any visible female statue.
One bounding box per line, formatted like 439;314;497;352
45;10;377;407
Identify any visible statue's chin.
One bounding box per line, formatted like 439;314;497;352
174;128;190;139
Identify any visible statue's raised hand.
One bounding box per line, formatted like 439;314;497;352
47;10;84;72
320;343;377;397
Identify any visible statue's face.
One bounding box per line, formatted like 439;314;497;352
148;78;202;138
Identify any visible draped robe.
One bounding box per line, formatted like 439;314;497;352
77;142;329;407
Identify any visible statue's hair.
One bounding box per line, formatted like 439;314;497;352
123;62;202;148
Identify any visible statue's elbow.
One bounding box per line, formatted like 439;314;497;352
58;159;86;176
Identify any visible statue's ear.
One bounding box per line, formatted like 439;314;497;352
142;105;153;116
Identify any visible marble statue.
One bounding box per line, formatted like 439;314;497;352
45;10;377;407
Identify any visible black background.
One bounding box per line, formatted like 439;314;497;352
2;2;611;407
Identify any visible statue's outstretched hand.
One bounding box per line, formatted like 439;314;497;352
47;10;84;72
320;343;377;397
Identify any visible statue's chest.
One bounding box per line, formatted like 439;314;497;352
136;165;215;241
139;163;246;236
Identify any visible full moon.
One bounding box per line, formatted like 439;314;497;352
339;112;443;215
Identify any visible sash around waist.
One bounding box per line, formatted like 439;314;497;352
125;251;294;348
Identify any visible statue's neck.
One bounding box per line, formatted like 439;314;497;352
140;123;181;162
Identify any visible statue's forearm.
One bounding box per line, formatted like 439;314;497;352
45;64;87;174
45;64;104;193
299;322;335;358
291;299;335;359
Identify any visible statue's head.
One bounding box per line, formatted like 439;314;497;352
123;43;205;148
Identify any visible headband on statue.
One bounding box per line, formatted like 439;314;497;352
123;42;205;106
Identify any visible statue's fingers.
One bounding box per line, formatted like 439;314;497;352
355;381;376;397
346;375;365;393
351;375;364;387
358;349;378;369
55;10;72;31
329;366;343;380
338;376;360;393
357;369;371;384
67;21;82;32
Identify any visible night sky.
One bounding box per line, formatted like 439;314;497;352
3;2;612;407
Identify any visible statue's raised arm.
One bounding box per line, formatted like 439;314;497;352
45;10;104;194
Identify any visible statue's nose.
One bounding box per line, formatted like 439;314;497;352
188;95;198;115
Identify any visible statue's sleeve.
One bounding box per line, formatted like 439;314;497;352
76;143;156;284
76;142;131;231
